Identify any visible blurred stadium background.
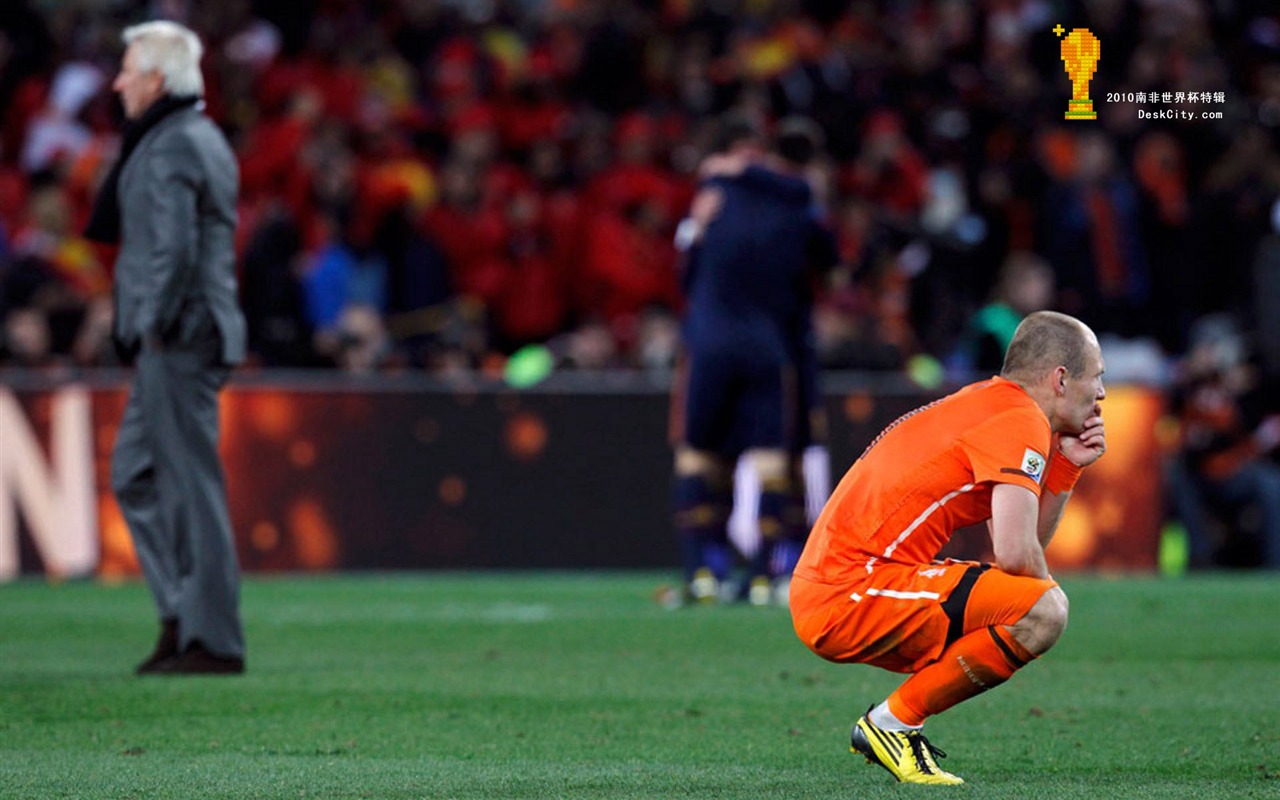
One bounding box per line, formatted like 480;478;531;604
2;0;1279;579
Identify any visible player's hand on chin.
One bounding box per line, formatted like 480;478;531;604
1059;415;1106;468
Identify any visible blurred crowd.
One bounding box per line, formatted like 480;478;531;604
1;2;1279;558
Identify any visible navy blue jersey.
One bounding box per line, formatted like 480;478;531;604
674;165;836;455
681;166;827;363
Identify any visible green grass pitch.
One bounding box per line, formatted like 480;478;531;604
2;572;1278;799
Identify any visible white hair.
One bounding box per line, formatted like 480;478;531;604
122;20;205;97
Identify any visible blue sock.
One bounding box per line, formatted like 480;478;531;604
770;538;804;578
673;474;730;581
750;480;789;580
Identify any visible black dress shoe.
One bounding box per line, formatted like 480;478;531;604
135;618;180;675
154;641;245;675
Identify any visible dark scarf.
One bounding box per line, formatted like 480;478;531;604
84;94;200;244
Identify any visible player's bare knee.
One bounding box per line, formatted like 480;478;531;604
675;446;724;478
1011;586;1069;655
743;448;788;481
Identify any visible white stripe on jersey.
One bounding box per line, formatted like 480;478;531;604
881;483;977;559
865;587;942;601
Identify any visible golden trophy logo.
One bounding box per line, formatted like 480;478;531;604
1055;25;1100;120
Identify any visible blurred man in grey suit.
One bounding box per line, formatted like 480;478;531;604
87;20;246;674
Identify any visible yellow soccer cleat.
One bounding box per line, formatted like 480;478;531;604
850;711;964;785
689;567;721;605
747;575;772;607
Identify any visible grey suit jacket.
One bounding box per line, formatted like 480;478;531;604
114;105;246;365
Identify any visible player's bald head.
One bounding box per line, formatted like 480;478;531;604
1001;311;1097;381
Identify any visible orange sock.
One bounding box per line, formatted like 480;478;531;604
887;626;1036;726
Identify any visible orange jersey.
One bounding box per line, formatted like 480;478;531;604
795;377;1051;585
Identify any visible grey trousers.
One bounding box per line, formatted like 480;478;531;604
110;344;244;658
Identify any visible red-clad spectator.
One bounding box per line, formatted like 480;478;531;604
576;111;689;332
839;110;928;219
423;158;509;309
494;252;568;345
585;111;690;222
0;166;30;236
494;50;572;155
581;199;680;330
237;85;322;211
528;136;586;286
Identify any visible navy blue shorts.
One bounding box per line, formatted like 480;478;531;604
672;350;796;456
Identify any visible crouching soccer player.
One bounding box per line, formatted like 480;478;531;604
789;311;1107;785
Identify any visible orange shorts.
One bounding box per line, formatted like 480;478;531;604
790;560;1057;674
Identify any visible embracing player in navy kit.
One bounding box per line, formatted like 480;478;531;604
669;115;837;605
